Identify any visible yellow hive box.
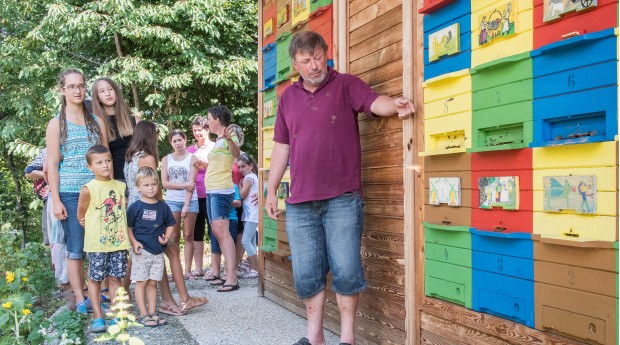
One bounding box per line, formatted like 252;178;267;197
291;0;310;29
262;126;275;150
532;141;618;241
471;0;533;68
420;69;472;156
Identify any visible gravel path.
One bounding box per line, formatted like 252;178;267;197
88;277;340;345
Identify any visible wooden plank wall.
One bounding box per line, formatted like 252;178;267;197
349;1;407;344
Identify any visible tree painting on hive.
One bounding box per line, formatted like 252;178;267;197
478;176;519;210
292;0;308;16
543;176;597;214
429;177;461;206
277;5;289;27
429;23;461;62
478;1;516;46
543;0;598;23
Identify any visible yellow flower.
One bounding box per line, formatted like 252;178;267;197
5;271;14;283
21;308;30;315
21;276;28;282
2;301;12;309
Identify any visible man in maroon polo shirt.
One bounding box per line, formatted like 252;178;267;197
265;31;414;345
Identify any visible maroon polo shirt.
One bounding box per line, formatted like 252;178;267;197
273;67;379;204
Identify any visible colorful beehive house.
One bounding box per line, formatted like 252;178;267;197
471;0;534;68
471;149;533;233
532;141;618;242
422;0;472;80
421;69;472;155
425;153;472;228
533;236;618;344
424;223;472;308
471;229;534;327
533;0;618;50
531;28;618;147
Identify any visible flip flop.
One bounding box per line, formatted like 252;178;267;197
217;284;239;292
158;305;184;316
100;288;110;302
179;296;208;312
209;278;226;286
203;271;220;281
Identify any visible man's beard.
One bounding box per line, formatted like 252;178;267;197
303;70;327;86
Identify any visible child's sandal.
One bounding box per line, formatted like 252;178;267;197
137;315;158;328
149;314;168;326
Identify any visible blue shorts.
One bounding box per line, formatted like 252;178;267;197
285;192;367;299
60;192;85;259
166;199;199;213
87;250;128;282
210;219;238;254
206;193;234;221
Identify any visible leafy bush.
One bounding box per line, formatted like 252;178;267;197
50;309;87;345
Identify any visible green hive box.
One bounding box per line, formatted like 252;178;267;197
310;0;332;13
469;52;533;152
262;86;277;127
275;32;293;83
424;222;472;308
260;211;278;252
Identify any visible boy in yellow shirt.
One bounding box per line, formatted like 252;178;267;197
77;145;130;333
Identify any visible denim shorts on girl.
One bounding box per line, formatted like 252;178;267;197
205;192;234;221
60;192;85;259
87;250;128;282
285;192;367;299
165;199;199;213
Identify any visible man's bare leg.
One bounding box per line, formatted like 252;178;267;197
336;293;358;345
304;289;327;345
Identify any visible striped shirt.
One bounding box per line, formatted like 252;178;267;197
58;116;100;193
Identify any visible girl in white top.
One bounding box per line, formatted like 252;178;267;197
236;153;259;278
161;129;199;279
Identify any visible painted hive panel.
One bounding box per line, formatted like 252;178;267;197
291;0;310;29
471;230;534;327
470;52;533;152
277;0;291;34
533;0;618;49
262;43;278;89
275;32;293;83
423;0;472;80
263;1;278;46
532;141;618;241
310;0;331;14
471;0;534;67
425;153;472;226
421;69;472;155
471;149;533;233
531;28;617;147
533;237;618;344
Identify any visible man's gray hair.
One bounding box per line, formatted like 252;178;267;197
288;31;328;60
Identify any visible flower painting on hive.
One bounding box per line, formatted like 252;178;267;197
543;0;598;23
478;1;516;46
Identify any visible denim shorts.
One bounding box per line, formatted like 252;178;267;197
165;199;199;213
206;193;234;221
285;192;367;299
60;192;85;259
210;219;238;254
87;250;128;281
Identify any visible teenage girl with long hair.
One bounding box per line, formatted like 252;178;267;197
91;77;137;182
46;68;108;313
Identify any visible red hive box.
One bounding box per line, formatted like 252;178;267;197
263;0;278;46
308;4;334;60
276;78;292;97
533;0;618;49
471;148;533;233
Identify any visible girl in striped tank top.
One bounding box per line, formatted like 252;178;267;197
45;68;108;314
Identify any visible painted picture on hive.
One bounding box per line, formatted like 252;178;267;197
543;175;597;214
543;0;598;23
429;23;461;62
478;1;515;46
429;177;461;206
292;0;307;16
478;176;519;210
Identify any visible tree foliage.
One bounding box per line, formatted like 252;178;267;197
0;0;259;240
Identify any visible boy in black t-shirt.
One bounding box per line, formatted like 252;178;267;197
127;167;175;327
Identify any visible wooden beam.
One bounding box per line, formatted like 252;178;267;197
403;0;424;344
257;0;265;297
336;0;349;72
